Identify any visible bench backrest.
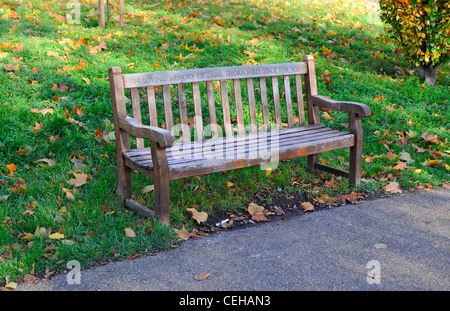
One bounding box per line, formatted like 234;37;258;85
109;55;319;149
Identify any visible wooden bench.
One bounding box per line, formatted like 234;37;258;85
109;55;371;224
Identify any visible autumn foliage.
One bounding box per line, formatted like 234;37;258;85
379;0;450;85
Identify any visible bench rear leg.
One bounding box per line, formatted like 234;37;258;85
151;141;170;224
307;154;319;173
117;160;132;203
349;112;363;186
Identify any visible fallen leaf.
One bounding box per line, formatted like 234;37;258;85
384;181;402;193
0;194;9;203
393;161;408;170
300;201;314;211
47;50;60;57
124;228;136;238
4;63;19;71
67;172;88;187
30;108;54;115
247;202;268;221
48;232;64;240
35;158;56;167
186;207;208;224
194;272;211;281
412;143;426;153
226;181;234;187
174;226;204;240
399;151;414;163
6;163;17;176
141;185;154;193
82;77;90;84
421;159;440;167
421;132;441;144
94;126;105;141
32;122;43;132
5;282;17;291
72;104;84;116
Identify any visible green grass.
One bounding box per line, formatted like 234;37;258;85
0;0;449;286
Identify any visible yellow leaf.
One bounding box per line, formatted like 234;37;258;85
5;282;17;291
82;77;90;84
226;181;234;187
6;163;17;176
48;232;64;240
47;51;60;57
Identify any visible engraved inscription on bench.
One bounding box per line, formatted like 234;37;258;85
122;63;308;88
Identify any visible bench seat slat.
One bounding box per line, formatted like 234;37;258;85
123;126;354;180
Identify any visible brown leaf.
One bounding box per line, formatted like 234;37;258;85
67;172;88;187
124;228;136;238
393;161;408;170
384;181;402;193
247;202;268;221
30;108;54;115
4;63;19;71
194;272;211;281
300;202;314;211
174;226;204;240
421;132;441;144
95;126;105;141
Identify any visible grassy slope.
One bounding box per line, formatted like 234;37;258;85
0;0;448;285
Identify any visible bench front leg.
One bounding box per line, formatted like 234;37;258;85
151;140;170;224
349;112;363;186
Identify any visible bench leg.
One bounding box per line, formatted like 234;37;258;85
117;163;132;203
307;154;319;174
349;112;362;186
152;141;170;224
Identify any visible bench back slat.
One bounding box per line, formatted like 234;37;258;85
146;86;158;127
246;78;258;134
233;79;245;136
271;76;282;130
130;88;144;149
162;85;173;134
259;77;270;129
113;59;319;149
176;83;190;143
220;80;232;138
283;75;294;128
205;81;219;137
192;82;204;141
294;75;305;126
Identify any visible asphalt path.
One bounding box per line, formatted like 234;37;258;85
17;188;449;292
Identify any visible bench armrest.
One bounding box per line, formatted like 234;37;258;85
118;116;174;148
312;95;371;118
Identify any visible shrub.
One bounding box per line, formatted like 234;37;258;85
379;0;450;86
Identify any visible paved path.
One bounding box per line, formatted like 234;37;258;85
18;188;449;291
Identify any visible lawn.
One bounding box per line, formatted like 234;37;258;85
0;0;448;287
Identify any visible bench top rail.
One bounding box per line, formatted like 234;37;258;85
122;62;307;88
